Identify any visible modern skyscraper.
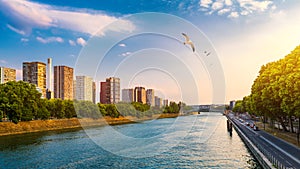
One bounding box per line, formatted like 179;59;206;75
54;66;74;100
75;76;93;102
146;89;155;106
122;89;134;103
0;67;16;84
100;77;120;104
134;87;146;104
46;58;54;99
23;61;46;97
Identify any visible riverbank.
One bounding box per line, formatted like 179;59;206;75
0;113;180;136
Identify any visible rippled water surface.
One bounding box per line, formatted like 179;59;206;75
0;113;260;168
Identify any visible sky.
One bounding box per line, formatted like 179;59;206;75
0;0;300;104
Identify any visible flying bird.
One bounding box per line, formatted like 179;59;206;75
204;51;211;56
182;33;195;52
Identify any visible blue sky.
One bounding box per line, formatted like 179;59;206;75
0;0;300;104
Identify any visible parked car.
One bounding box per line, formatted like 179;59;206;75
250;123;254;128
245;122;250;126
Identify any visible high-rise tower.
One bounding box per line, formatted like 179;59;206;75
47;58;54;99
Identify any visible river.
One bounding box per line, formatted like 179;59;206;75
0;112;260;168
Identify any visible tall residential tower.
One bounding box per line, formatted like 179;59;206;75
134;87;146;104
100;77;120;104
46;58;54;99
23;61;46;97
75;76;93;102
54;66;74;100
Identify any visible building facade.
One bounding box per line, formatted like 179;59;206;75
46;58;54;99
0;67;16;84
100;77;120;104
54;66;74;100
163;99;169;107
75;76;93;102
122;89;134;103
229;100;236;110
155;96;162;108
146;89;155;106
23;62;46;97
135;87;146;104
100;82;107;104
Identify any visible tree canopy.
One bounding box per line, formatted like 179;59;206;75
234;45;300;131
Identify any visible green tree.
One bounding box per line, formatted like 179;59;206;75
106;104;119;118
0;81;42;124
64;100;76;118
36;99;50;120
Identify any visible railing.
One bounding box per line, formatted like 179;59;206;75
229;116;289;169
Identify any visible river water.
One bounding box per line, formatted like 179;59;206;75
0;113;260;168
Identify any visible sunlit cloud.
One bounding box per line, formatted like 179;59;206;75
68;40;76;46
118;43;126;47
7;24;26;35
199;0;275;18
228;11;239;18
0;0;135;36
76;37;86;46
36;36;64;43
20;38;29;42
119;52;132;57
199;0;213;8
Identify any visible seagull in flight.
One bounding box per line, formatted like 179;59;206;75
182;33;195;52
204;51;211;56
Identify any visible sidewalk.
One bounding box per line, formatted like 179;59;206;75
255;121;300;148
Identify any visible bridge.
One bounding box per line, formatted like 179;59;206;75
186;104;225;114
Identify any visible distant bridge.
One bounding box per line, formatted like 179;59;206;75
185;105;226;114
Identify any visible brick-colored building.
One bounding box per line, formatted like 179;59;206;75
54;66;74;100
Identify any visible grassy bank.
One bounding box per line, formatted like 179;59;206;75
0;113;179;137
255;121;300;148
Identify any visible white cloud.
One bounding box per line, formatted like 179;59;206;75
218;8;231;15
225;0;233;6
240;10;250;16
228;11;239;18
20;38;29;42
200;0;275;18
200;0;213;8
69;40;76;46
36;36;64;43
0;0;135;36
118;43;126;47
238;0;273;12
76;37;86;46
119;52;132;57
212;1;224;11
7;24;26;35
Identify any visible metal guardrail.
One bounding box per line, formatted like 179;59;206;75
229;116;290;169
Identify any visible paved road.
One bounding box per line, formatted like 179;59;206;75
228;114;300;169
